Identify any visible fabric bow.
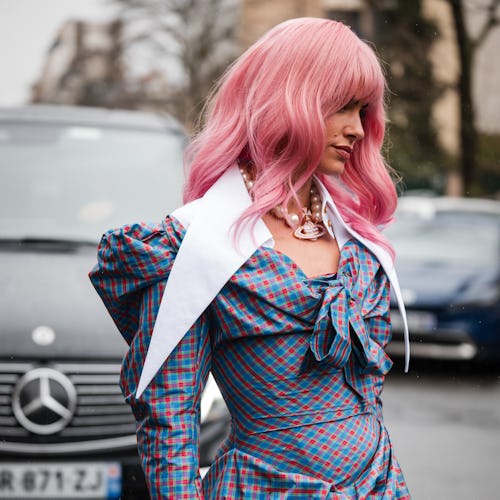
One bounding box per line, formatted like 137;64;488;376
308;271;392;376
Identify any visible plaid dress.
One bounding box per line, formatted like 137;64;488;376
90;215;410;500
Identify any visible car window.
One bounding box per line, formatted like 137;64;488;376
386;209;500;266
0;122;185;242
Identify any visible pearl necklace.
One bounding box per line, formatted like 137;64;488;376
239;164;326;241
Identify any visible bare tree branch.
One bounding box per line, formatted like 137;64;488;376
472;0;500;48
107;0;239;125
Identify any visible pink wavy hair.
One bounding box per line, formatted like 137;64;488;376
183;17;397;259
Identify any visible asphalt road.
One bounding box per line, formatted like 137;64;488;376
381;360;500;500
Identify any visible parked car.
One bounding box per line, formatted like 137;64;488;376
0;105;230;499
385;196;500;363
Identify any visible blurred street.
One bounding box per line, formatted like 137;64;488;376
382;361;500;500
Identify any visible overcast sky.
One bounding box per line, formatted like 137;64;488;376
0;0;117;106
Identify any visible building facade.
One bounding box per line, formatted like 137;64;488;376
32;20;125;106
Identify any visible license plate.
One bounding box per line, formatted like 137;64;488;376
0;462;121;499
391;309;437;334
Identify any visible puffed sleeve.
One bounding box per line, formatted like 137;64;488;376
89;216;211;499
89;218;183;345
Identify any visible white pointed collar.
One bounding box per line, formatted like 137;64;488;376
136;165;409;397
136;166;270;397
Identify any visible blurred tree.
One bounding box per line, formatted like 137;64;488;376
110;0;239;127
368;0;450;194
477;132;500;195
446;0;500;195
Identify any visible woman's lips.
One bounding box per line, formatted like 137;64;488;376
331;145;353;160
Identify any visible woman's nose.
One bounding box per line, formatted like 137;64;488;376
345;112;365;141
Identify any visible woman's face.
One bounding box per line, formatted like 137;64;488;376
316;100;367;176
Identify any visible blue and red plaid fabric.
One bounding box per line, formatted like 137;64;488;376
90;216;410;499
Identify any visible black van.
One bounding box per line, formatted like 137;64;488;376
0;105;229;499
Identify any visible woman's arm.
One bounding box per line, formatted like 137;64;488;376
90;217;211;497
125;294;211;499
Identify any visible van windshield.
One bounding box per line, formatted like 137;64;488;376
0;122;185;242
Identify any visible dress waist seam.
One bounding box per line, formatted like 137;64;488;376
233;401;380;436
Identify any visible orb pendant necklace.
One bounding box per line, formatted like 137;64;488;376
239;164;326;241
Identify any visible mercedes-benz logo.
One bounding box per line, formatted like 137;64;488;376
12;367;77;435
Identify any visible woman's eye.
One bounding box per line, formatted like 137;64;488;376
338;101;368;117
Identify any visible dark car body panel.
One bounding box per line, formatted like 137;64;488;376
386;196;500;363
0;243;126;359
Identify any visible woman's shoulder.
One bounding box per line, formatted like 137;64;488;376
339;237;381;270
105;197;203;249
92;215;187;283
104;214;185;253
88;215;189;344
337;239;390;316
338;238;387;289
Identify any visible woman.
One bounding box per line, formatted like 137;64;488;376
90;18;410;499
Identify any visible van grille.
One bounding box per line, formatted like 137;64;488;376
0;362;136;453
